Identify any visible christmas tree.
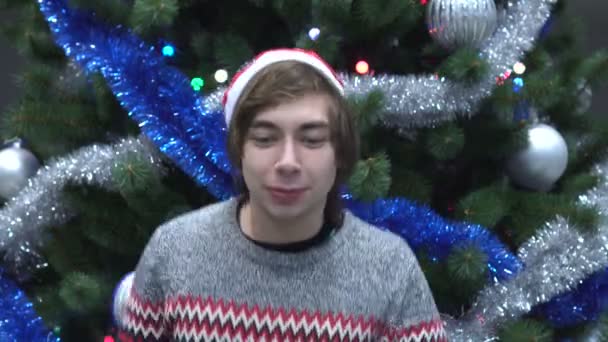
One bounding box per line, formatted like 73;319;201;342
1;0;608;340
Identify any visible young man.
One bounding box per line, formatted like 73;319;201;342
120;49;446;341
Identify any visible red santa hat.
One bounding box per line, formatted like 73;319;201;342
222;48;344;126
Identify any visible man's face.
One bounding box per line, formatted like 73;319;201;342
241;93;337;222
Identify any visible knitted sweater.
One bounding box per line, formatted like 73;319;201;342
119;197;446;341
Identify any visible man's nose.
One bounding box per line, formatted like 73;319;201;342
275;138;301;174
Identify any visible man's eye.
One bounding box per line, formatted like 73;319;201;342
251;136;275;146
303;137;326;147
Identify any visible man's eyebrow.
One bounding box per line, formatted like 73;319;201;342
299;121;329;131
249;120;330;131
250;120;278;130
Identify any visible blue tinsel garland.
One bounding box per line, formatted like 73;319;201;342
35;0;607;328
0;267;60;341
37;0;520;282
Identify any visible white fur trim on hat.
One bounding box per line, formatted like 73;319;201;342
222;48;344;126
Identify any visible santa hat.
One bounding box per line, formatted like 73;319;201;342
222;48;344;126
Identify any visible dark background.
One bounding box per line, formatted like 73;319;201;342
1;1;606;116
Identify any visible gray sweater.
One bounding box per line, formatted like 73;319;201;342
120;197;446;341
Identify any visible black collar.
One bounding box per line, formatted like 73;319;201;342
236;198;339;253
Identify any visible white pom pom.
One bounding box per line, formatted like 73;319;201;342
112;272;135;328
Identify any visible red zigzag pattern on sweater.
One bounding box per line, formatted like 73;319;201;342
123;291;447;341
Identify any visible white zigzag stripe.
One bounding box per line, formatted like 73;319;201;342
169;303;379;340
340;318;373;340
392;322;446;342
165;298;445;341
124;317;164;340
127;296;164;322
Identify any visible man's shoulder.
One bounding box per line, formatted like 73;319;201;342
344;211;425;293
344;211;417;263
149;198;235;245
163;198;233;227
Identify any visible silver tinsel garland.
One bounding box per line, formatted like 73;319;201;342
204;0;555;129
2;0;601;337
446;160;608;340
0;136;164;282
0;138;607;338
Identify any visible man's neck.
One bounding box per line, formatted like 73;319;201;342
239;201;325;244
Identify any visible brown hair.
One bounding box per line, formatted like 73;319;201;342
226;61;359;228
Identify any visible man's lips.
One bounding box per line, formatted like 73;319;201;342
267;187;307;193
267;187;308;203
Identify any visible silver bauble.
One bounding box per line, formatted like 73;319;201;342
507;123;568;192
0;139;41;200
426;0;498;50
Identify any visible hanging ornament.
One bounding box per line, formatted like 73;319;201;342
426;0;498;50
112;272;134;329
0;138;41;200
506;123;568;192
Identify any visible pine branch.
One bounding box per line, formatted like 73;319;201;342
13;63;57;99
69;0;132;26
456;185;509;228
295;30;342;65
190;31;213;59
317;0;352;31
566;120;608;174
347;152;391;201
349;90;385;139
1;4;65;61
30;286;64;328
488;83;517;119
389;168;432;204
44;221;97;275
438;48;489;84
599;311;608;341
425;123;464;161
130;0;179;34
63;185;147;255
447;245;488;298
566;205;600;234
506;191;598;244
1;101;103;158
418;253;470;314
112;151;159;193
573;50;608;86
522;72;564;109
498;319;554;342
560;173;599;197
247;0;265;7
354;0;417;30
25;29;65;61
271;0;311;33
91;73;134;131
58;272;109;313
214;33;254;73
462;113;528;159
